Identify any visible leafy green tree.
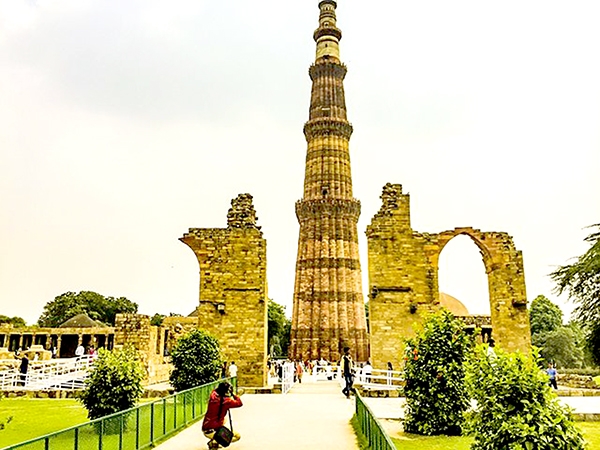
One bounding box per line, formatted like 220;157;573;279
79;346;144;422
0;315;26;327
268;300;290;357
551;224;600;364
529;295;563;336
541;326;585;368
150;314;166;326
38;291;138;327
403;309;472;436
465;346;585;449
169;329;222;391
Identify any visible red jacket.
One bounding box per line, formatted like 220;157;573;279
202;390;243;431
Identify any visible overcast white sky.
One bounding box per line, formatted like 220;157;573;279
1;1;598;325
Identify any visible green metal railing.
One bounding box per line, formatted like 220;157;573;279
2;377;236;450
355;392;396;450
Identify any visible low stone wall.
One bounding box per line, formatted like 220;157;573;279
557;374;600;390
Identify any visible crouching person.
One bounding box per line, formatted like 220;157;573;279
202;382;243;449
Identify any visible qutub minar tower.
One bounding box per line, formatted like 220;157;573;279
290;0;369;362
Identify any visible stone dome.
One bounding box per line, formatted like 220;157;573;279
59;313;105;328
439;292;470;316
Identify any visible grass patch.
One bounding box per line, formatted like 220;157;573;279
0;392;206;449
350;415;370;450
578;421;600;448
593;375;600;386
387;422;600;450
0;398;89;448
391;432;473;450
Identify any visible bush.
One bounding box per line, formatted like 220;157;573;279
465;346;586;450
79;346;144;424
169;329;222;391
403;309;472;436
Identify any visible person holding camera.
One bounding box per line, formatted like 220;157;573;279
202;382;243;449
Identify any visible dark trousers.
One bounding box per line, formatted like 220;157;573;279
342;374;354;397
549;378;558;389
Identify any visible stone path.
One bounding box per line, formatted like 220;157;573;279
153;380;359;450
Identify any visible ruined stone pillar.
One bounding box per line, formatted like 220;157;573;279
290;0;369;363
181;194;268;387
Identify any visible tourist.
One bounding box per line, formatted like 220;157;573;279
547;362;558;390
221;362;228;379
202;381;243;449
487;339;497;362
19;353;29;386
363;361;373;383
75;343;85;358
340;346;354;398
387;362;394;385
228;361;238;379
295;360;304;383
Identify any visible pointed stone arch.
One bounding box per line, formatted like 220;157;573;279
367;184;531;371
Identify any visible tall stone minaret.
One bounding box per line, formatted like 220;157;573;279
290;0;368;362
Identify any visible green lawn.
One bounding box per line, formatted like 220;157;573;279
389;422;600;450
0;398;89;448
0;393;205;450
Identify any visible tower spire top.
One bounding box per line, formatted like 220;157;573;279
314;0;342;62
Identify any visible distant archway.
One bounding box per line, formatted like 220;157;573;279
437;234;490;316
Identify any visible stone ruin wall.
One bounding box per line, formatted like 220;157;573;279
114;314;171;385
180;194;268;387
367;183;531;371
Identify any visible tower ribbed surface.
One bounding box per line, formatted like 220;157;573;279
290;0;369;362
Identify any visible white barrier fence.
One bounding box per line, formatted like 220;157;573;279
0;355;94;391
280;361;295;394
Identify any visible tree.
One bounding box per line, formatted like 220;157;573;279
529;295;563;336
38;291;138;327
0;315;26;327
150;314;166;326
465;346;585;449
551;224;600;365
79;346;144;423
169;329;222;391
268;300;290;357
541;326;585;368
403;309;472;436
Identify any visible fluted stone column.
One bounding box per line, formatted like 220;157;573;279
290;0;368;362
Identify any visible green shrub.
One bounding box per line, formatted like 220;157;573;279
465;346;586;450
169;329;222;391
79;346;144;424
403;309;472;436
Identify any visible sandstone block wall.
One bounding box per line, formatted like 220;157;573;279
367;183;531;371
180;194;268;387
114;313;171;384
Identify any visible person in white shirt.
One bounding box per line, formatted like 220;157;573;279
75;344;85;358
228;361;238;378
363;361;373;383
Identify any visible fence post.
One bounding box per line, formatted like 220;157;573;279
150;402;155;444
135;408;140;450
119;414;123;450
98;418;104;450
163;398;167;435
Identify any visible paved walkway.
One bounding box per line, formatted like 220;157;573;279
153;380;359;450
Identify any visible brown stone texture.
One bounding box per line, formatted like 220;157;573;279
114;313;171;384
367;183;531;371
180;194;268;387
290;0;369;363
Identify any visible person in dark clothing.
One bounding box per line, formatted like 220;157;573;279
19;354;29;386
340;346;354;398
202;382;243;449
